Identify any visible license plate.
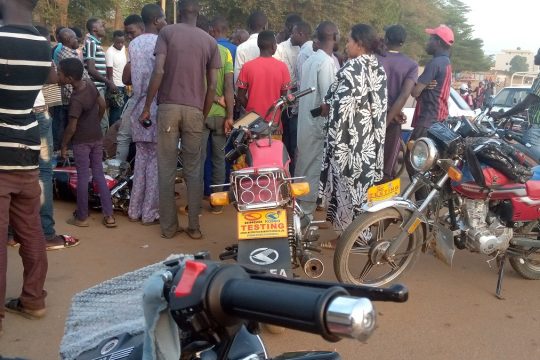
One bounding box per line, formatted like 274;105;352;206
237;209;288;240
367;178;401;203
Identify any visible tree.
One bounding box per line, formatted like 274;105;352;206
509;55;529;73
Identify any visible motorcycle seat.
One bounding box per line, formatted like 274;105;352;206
247;138;290;173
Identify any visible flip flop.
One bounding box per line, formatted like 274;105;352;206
4;298;46;320
103;216;117;228
46;235;80;251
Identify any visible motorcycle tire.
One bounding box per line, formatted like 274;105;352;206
509;247;540;280
334;208;422;287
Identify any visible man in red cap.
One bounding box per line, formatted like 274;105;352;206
407;24;454;199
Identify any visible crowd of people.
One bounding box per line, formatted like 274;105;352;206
0;0;465;337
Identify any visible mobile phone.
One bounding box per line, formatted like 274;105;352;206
310;106;322;117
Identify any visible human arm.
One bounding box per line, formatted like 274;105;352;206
203;68;218;119
46;64;58;84
236;87;248;109
139;53;165;123
388;78;415;125
87;58;117;92
97;93;106;120
494;93;540;119
411;61;438;98
223;72;234;135
61;116;78;159
122;62;132;86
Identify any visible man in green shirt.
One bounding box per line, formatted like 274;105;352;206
201;17;235;214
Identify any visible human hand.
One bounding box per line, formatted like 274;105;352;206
320;104;330;117
393;111;407;124
139;108;150;125
107;81;118;93
61;145;68;160
426;80;438;90
224;118;234;136
215;96;226;108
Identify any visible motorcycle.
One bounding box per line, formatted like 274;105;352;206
211;88;326;280
333;116;540;298
53;148;184;214
475;109;539;166
65;254;408;360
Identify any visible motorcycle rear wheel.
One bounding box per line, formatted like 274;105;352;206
509;246;540;280
334;208;422;287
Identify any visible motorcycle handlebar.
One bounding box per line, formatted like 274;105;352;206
219;278;375;342
285;87;316;103
199;262;377;342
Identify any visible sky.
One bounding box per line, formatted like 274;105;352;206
466;0;539;55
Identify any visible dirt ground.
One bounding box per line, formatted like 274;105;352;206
1;187;540;359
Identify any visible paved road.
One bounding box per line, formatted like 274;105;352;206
2;193;540;359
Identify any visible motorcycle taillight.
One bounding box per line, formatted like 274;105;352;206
232;168;290;211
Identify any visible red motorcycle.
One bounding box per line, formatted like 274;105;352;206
211;88;326;281
333;117;540;298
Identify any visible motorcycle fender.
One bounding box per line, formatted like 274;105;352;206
237;238;292;278
363;198;428;227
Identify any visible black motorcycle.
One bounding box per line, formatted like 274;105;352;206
64;254;407;360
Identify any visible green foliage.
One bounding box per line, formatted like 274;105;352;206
36;0;493;73
509;55;529;73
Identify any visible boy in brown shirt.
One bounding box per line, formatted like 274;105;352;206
58;58;117;228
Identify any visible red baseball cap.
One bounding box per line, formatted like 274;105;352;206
425;25;454;46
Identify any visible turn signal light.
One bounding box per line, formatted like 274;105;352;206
210;192;230;206
291;182;310;197
407;140;415;151
448;166;463;182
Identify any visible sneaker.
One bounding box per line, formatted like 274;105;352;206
4;298;46;320
186;228;203;239
210;205;223;215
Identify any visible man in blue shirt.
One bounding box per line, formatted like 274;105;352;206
210;16;236;64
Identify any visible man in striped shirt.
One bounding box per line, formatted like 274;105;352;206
0;0;51;336
83;17;114;133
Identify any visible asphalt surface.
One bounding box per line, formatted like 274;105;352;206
1;187;540;359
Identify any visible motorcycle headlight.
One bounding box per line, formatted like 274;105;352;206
410;138;438;172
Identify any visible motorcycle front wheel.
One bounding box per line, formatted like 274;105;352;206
334;208;422;287
509;246;540;280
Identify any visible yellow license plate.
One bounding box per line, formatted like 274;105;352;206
367;178;401;203
237;209;288;240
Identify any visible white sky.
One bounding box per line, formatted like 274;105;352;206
466;0;539;55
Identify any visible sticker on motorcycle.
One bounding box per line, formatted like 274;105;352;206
249;248;279;265
237;209;288;240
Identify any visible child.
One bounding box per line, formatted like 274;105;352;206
58;58;117;228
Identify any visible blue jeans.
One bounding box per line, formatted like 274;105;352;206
36;110;56;240
523;124;540;160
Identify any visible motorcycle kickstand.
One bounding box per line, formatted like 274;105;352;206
495;253;507;300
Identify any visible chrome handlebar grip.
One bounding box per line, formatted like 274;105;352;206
325;296;376;342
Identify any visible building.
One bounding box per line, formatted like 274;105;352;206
494;48;539;72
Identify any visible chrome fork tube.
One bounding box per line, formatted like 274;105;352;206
418;173;450;213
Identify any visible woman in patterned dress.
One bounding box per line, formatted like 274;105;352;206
319;24;388;236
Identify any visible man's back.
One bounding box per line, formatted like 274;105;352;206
377;52;418;109
129;33;158;99
208;44;233;118
412;53;452;128
154;23;221;110
237;56;291;119
0;24;51;170
298;50;336;120
234;33;259;83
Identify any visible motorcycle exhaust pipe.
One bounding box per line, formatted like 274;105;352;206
301;253;324;279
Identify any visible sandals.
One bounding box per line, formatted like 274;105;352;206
142;219;160;226
103;216;117;228
46;235;80;251
4;298;46;320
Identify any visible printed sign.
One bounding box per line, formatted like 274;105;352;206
237;209;288;240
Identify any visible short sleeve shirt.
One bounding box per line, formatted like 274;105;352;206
237;56;292;121
154;23;222;110
412;53;452;128
377;52;418;109
83;34;107;89
529;74;540;124
208;45;234;118
68;80;102;144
